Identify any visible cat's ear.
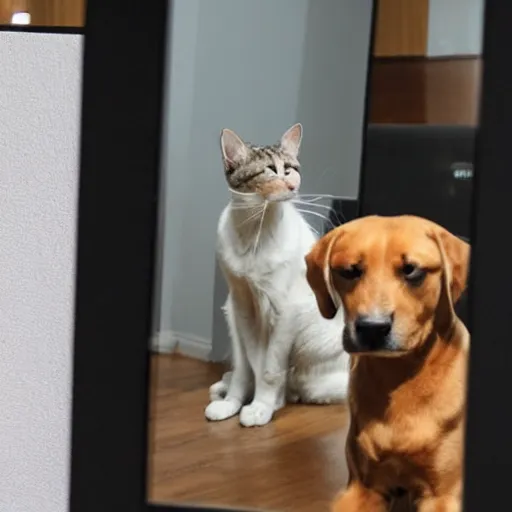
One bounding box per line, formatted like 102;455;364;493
280;123;303;158
220;129;248;170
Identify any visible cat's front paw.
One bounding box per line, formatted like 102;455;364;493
274;393;286;411
205;398;241;421
209;380;228;401
239;401;274;427
209;371;233;401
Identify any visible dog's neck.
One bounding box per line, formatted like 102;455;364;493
351;319;468;417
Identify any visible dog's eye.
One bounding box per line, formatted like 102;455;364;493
337;265;363;281
401;263;426;286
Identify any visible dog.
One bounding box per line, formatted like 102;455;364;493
305;215;470;512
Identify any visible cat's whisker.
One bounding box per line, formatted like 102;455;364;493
295;195;324;204
299;193;355;201
292;200;346;225
296;208;336;229
253;202;268;254
237;208;265;227
229;204;264;211
238;207;265;221
292;200;334;212
295;206;333;220
228;188;259;198
296;194;350;225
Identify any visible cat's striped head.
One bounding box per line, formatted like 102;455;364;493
220;124;302;202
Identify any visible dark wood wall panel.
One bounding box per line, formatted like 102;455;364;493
369;58;482;126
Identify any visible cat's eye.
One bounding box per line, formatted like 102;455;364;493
401;263;427;286
284;163;299;174
336;265;363;281
267;164;277;173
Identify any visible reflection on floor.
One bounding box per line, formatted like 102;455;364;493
147;354;350;512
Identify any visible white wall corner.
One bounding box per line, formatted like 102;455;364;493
150;330;176;353
151;330;212;362
173;331;212;361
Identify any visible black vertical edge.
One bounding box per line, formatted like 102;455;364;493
0;25;83;34
69;1;168;511
463;1;512;510
356;0;378;216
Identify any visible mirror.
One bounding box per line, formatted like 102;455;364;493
361;0;484;327
0;0;85;27
146;0;484;510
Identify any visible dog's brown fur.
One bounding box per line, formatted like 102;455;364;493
305;215;470;512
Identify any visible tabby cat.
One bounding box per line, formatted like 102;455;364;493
205;124;349;427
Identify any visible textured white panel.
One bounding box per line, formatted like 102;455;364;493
0;32;82;512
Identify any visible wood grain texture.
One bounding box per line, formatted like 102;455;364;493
424;58;482;125
147;355;412;511
147;354;350;511
29;0;85;27
0;1;9;23
0;0;85;27
369;58;482;125
369;58;428;124
374;0;429;57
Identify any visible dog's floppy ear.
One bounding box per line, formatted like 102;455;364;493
305;228;344;319
431;228;470;336
436;229;470;304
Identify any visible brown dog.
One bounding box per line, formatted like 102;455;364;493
305;215;470;512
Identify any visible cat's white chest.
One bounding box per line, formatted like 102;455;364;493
219;241;291;313
221;242;287;282
217;203;307;282
217;201;313;337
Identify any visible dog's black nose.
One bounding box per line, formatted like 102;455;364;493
354;315;393;350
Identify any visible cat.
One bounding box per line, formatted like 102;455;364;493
204;123;350;427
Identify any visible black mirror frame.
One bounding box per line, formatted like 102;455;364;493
69;1;512;511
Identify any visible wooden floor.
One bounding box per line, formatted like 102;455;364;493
147;354;350;511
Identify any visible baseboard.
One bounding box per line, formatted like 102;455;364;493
150;330;176;353
151;330;212;361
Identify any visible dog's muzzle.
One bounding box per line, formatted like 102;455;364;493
344;314;396;354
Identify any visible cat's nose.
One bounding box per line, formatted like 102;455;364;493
287;183;296;191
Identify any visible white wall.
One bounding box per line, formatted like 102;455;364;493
154;0;373;355
428;0;484;56
0;33;82;512
296;0;372;197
